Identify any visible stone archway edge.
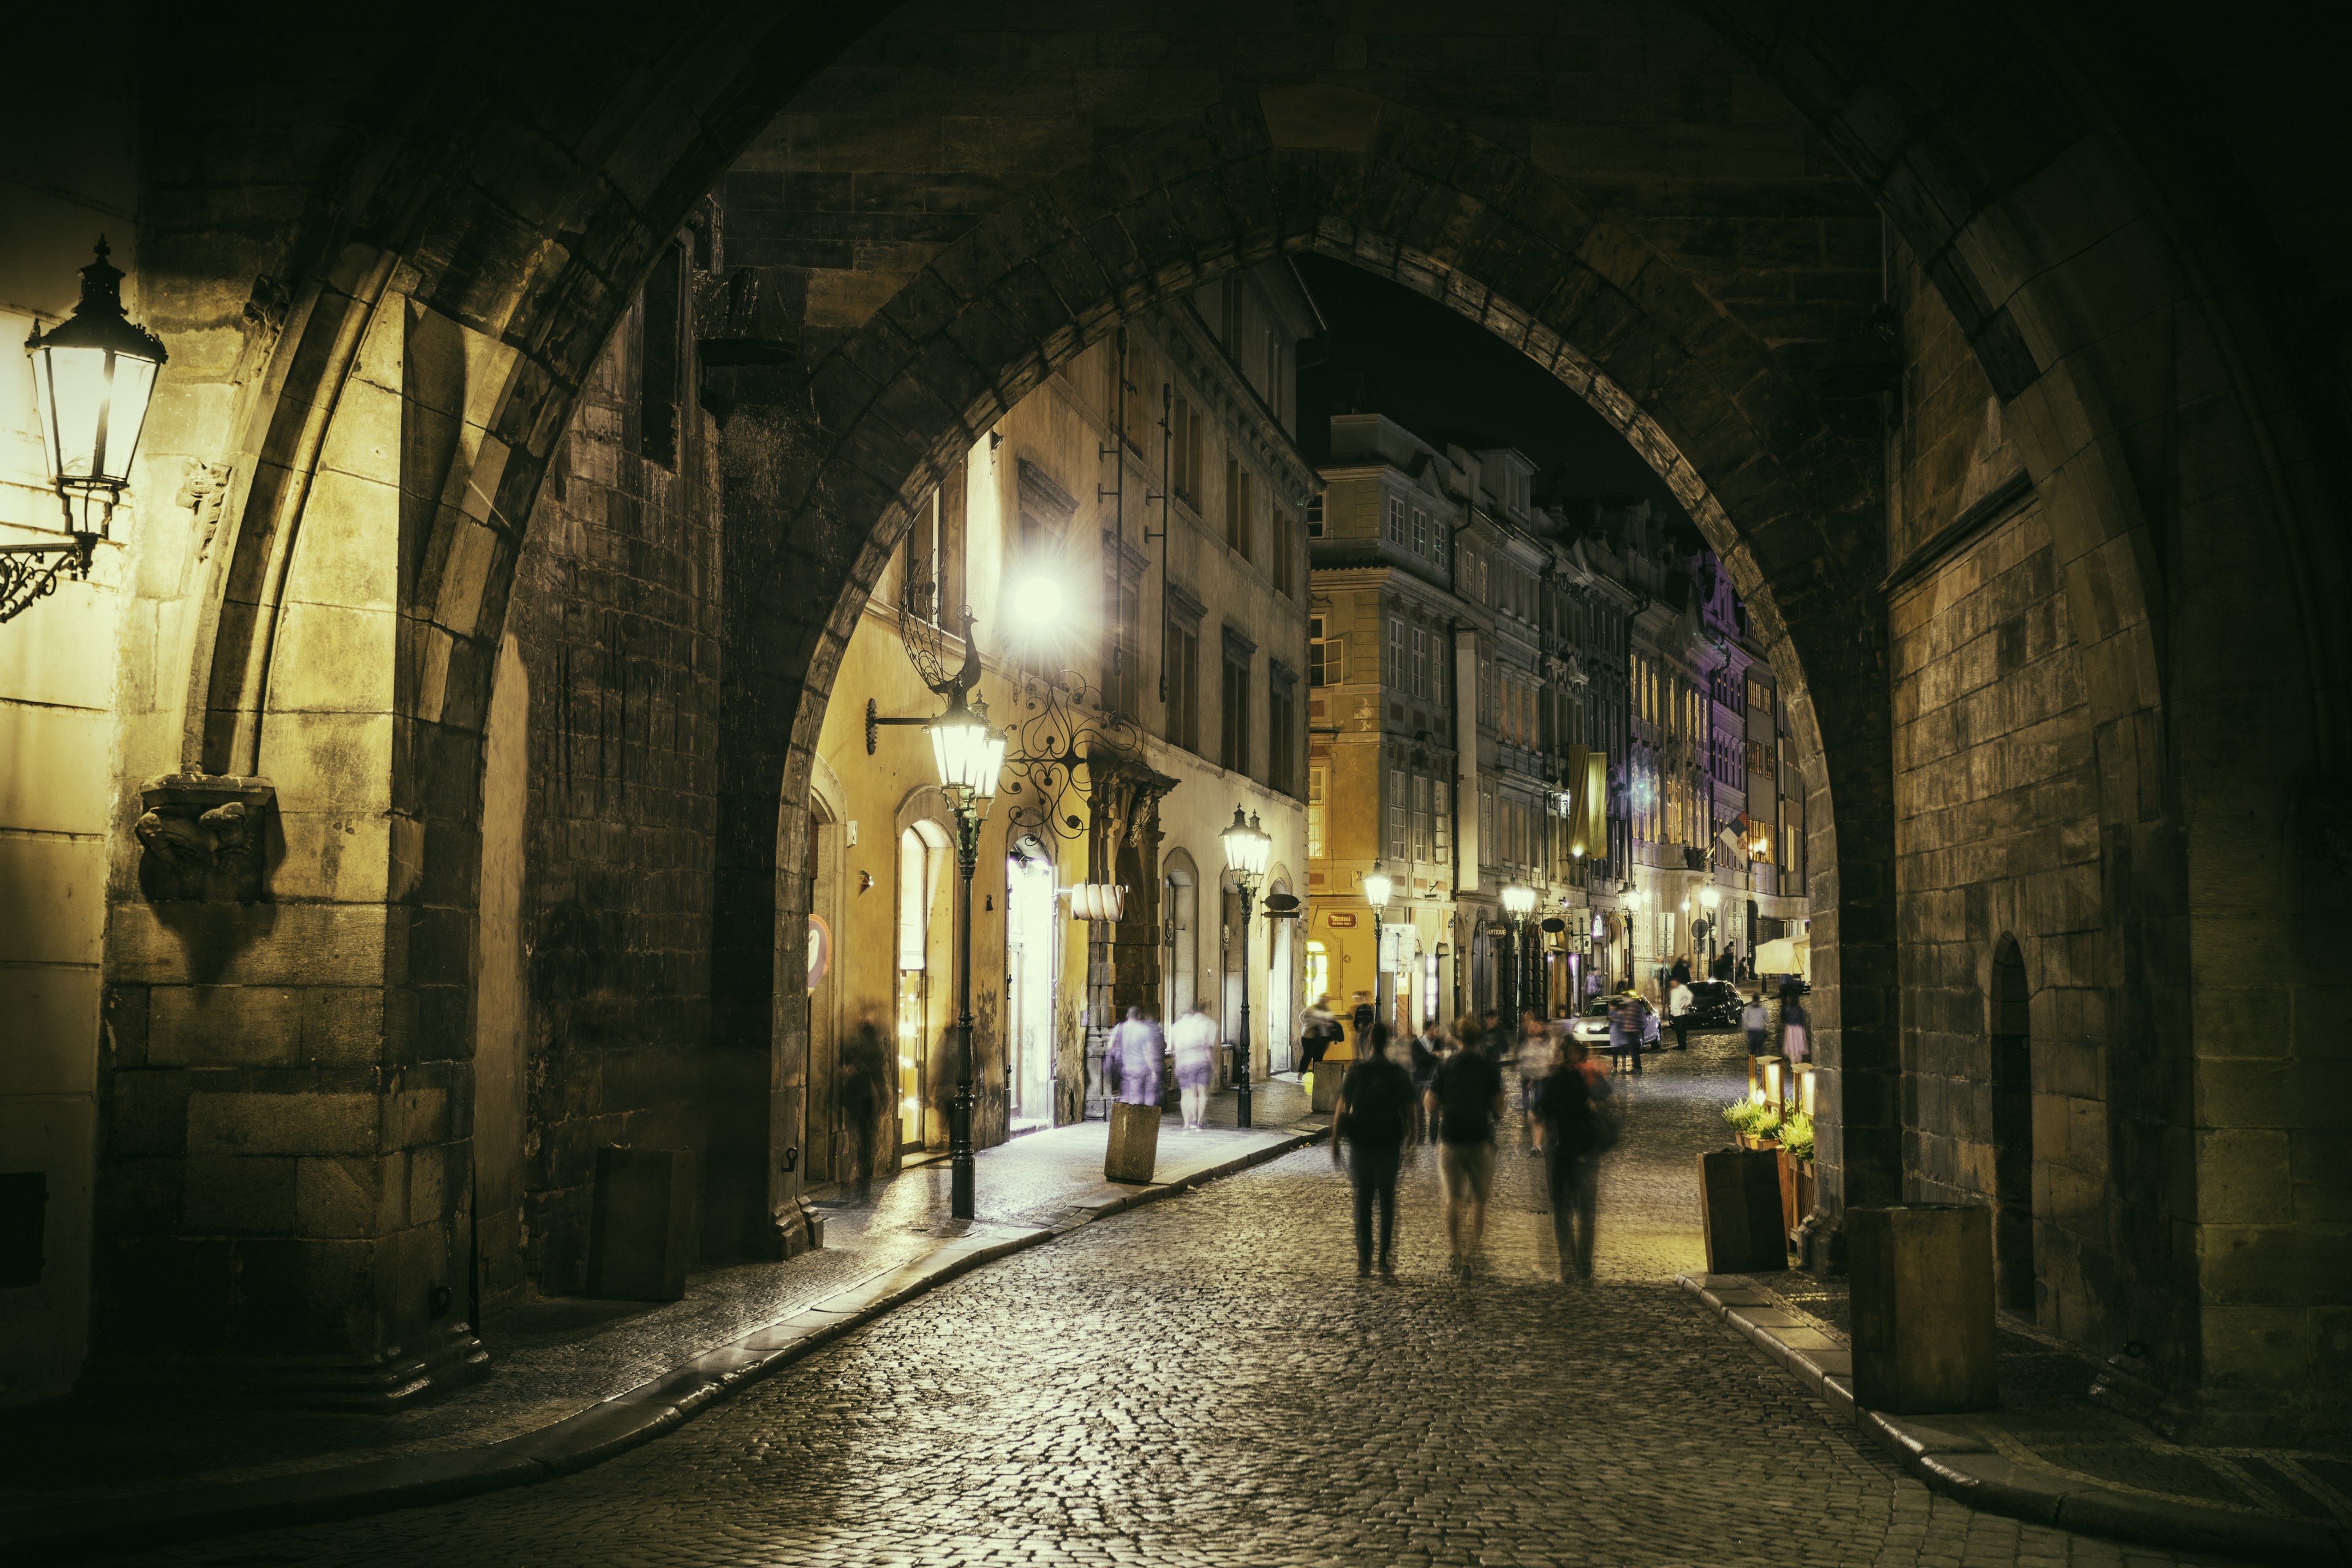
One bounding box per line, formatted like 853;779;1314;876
0;1127;1324;1566
1678;1275;2352;1567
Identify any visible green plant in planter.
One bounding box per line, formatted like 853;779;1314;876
1721;1098;1782;1142
1779;1111;1815;1163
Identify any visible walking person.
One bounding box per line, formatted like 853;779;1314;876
1779;987;1811;1063
1409;1022;1447;1147
1741;987;1770;1057
1298;995;1341;1082
1350;992;1378;1055
1110;1005;1164;1106
1514;1009;1551;1150
1331;1023;1417;1278
1426;1020;1506;1278
1532;1036;1606;1283
839;1008;888;1200
1168;1003;1217;1131
1610;987;1645;1076
1668;974;1694;1052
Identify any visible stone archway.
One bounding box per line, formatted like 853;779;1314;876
69;0;2345;1424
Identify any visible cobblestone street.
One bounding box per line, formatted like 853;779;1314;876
102;1034;2228;1568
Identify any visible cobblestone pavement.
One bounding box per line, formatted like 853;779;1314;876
102;1034;2236;1567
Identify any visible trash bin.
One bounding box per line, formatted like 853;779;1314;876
1105;1101;1161;1184
587;1146;700;1302
1697;1147;1786;1272
1849;1204;1997;1413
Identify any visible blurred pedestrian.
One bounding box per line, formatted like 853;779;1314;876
1533;1036;1607;1283
1351;991;1377;1053
839;1008;888;1200
1667;975;1694;1052
1427;1021;1507;1278
1741;988;1770;1057
1779;989;1811;1063
1299;995;1341;1080
1111;1005;1164;1106
1514;1009;1551;1151
1478;1008;1502;1063
1609;987;1645;1076
1409;1021;1447;1145
1169;1003;1217;1131
1332;1022;1417;1279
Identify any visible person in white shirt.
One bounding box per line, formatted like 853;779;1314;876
1168;1005;1219;1131
1668;978;1695;1052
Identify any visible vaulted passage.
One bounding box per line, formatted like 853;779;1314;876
1;0;2343;1455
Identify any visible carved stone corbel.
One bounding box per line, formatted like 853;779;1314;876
137;774;277;903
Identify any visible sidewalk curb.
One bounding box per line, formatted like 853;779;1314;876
1678;1273;2352;1567
3;1128;1324;1565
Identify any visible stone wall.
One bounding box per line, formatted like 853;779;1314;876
499;289;725;1295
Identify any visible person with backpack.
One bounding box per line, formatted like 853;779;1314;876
1332;1022;1417;1279
1298;995;1341;1081
1425;1022;1507;1278
1532;1036;1610;1283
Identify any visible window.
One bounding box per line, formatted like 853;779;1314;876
1220;641;1252;775
1747;675;1770;712
1308;616;1343;687
1306;489;1324;538
1412;509;1428;557
1268;674;1297;796
1433;780;1450;864
1273;509;1296;598
1410;625;1427;699
1385;495;1406;545
1225;459;1254;559
902;488;943;625
1308;764;1327;858
1412;774;1431;860
1387;617;1405;690
1171;395;1196;505
638;243;685;469
1104;562;1142;715
1479;783;1494;854
1389;768;1409;860
1166;618;1200;752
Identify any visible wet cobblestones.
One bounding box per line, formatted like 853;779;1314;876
108;1035;2231;1567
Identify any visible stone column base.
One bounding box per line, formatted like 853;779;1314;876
775;1198;825;1257
81;1322;488;1414
1795;1212;1845;1276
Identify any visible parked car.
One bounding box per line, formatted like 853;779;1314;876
1570;995;1660;1053
1681;979;1745;1029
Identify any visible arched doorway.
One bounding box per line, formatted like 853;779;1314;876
896;818;951;1152
1005;835;1058;1134
1989;935;2035;1315
1163;852;1200;1023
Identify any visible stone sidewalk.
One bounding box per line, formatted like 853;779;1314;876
1683;1269;2352;1565
0;1080;1317;1563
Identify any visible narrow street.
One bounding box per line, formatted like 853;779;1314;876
90;1030;2226;1568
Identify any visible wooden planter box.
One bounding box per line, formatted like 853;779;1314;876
1735;1131;1780;1153
1778;1150;1816;1237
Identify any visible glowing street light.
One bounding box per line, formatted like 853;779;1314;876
925;687;1007;1219
1362;864;1393;1023
1502;884;1537;1019
1220;807;1273;1129
10;237;167;624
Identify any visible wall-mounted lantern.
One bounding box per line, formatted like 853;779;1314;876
9;238;167;624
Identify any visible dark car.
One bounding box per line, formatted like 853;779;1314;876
1681;979;1745;1028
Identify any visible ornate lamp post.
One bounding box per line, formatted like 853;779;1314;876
1362;863;1393;1025
1698;883;1722;971
10;237;167;624
927;687;1007;1221
1501;884;1537;1020
1219;806;1272;1128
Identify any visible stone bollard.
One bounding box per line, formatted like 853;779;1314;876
1697;1147;1787;1273
1105;1101;1161;1184
1310;1065;1347;1113
1849;1204;1997;1413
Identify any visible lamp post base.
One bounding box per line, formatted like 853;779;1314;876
949;1079;976;1221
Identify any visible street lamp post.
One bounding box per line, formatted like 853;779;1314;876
1362;864;1393;1027
1623;886;1646;990
1501;884;1536;1022
1699;884;1722;972
1220;807;1272;1129
927;688;1008;1221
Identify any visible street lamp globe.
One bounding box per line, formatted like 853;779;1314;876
1501;884;1537;917
1221;805;1271;889
1699;885;1721;912
927;691;1005;809
1362;865;1393;909
26;238;167;549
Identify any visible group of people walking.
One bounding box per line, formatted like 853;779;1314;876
1328;1010;1619;1285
